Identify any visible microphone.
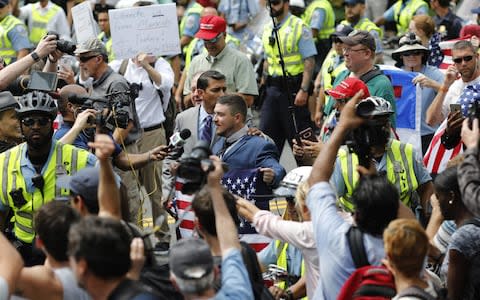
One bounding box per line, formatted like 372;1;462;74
166;129;191;151
67;93;108;105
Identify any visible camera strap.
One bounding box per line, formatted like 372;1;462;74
359;66;383;84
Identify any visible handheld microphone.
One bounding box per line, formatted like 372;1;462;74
166;129;191;151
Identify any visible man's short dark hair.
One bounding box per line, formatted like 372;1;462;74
68;216;132;279
192;186;240;237
217;94;247;122
352;174;399;236
437;0;450;8
34;201;81;262
197;70;226;90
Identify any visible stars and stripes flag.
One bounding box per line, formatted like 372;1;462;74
173;178;197;239
221;168;272;252
459;83;480;117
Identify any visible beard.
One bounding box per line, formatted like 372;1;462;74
270;6;284;17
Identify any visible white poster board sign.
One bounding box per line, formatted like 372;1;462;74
72;2;97;44
109;4;181;59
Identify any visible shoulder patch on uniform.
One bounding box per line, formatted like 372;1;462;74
302;26;312;39
185;15;197;30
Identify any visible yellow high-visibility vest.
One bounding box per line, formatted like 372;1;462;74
338;139;419;212
0;142;90;243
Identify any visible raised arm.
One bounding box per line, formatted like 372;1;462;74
88;134;121;219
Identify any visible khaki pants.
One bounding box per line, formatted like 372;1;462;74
137;127;170;243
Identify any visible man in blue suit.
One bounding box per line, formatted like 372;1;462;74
214;94;286;187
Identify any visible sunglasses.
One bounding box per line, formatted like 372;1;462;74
453;55;474;64
78;55;98;63
203;33;224;44
402;50;423;57
21;117;51;127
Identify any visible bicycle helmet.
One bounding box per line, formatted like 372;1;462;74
356;96;394;119
16;91;58;119
274;166;312;198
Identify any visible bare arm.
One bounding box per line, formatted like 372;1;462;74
295;56;315;106
114;145;167;171
113;121;134;145
138;54;162;86
208;156;241;254
417;181;434;215
447;249;468;300
0;35;57;90
0;232;23;297
58;109;96;145
426;66;458;126
239;93;254;107
88;134;121;219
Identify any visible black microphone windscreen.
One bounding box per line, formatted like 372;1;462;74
180;129;191;139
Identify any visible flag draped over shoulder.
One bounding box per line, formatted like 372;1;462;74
458;82;480;117
380;66;422;152
221;168;272;252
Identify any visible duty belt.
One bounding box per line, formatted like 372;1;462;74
266;75;302;89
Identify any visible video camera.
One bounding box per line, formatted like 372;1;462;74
345;101;391;168
73;91;131;130
176;141;216;194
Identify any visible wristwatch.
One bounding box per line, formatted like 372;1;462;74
300;86;309;93
285;289;293;300
31;51;40;62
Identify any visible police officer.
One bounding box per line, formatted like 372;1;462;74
0;91;96;266
19;0;70;46
375;0;428;36
331;96;433;214
302;0;335;72
0;0;30;64
96;8;115;62
260;0;317;155
179;0;204;49
0;91;22;152
341;0;383;62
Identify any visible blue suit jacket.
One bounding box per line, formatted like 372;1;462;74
220;135;286;187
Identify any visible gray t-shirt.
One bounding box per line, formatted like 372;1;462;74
54;267;91;300
441;221;480;300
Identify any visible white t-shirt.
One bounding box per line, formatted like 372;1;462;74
441;75;480;118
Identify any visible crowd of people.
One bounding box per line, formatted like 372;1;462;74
0;0;479;299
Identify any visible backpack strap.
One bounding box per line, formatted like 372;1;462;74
396;286;436;300
347;226;370;268
359;65;383;83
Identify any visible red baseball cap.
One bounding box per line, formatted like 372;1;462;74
326;77;370;100
195;15;226;40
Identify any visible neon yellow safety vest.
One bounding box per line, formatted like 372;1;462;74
321;49;346;91
184;34;240;69
275;240;306;299
337;139;419;212
97;31;115;62
263;15;305;77
0;142;90;243
0;15;25;65
392;0;428;36
179;2;203;38
29;4;61;45
340;17;383;39
302;0;335;41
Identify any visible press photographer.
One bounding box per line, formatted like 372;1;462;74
332;96;433;220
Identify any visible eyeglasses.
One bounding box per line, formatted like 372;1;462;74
78;55;98;63
342;47;368;54
402;50;423;57
203;33;224;44
453;55;474;64
21;117;51;127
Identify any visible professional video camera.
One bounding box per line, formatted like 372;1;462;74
72;91;131;130
46;31;76;55
345;97;393;168
176;140;216;194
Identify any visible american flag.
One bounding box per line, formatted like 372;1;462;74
221;168;272;252
459;83;480;117
174;178;197;238
428;33;444;68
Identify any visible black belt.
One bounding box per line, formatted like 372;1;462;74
266;75;302;88
143;123;163;132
